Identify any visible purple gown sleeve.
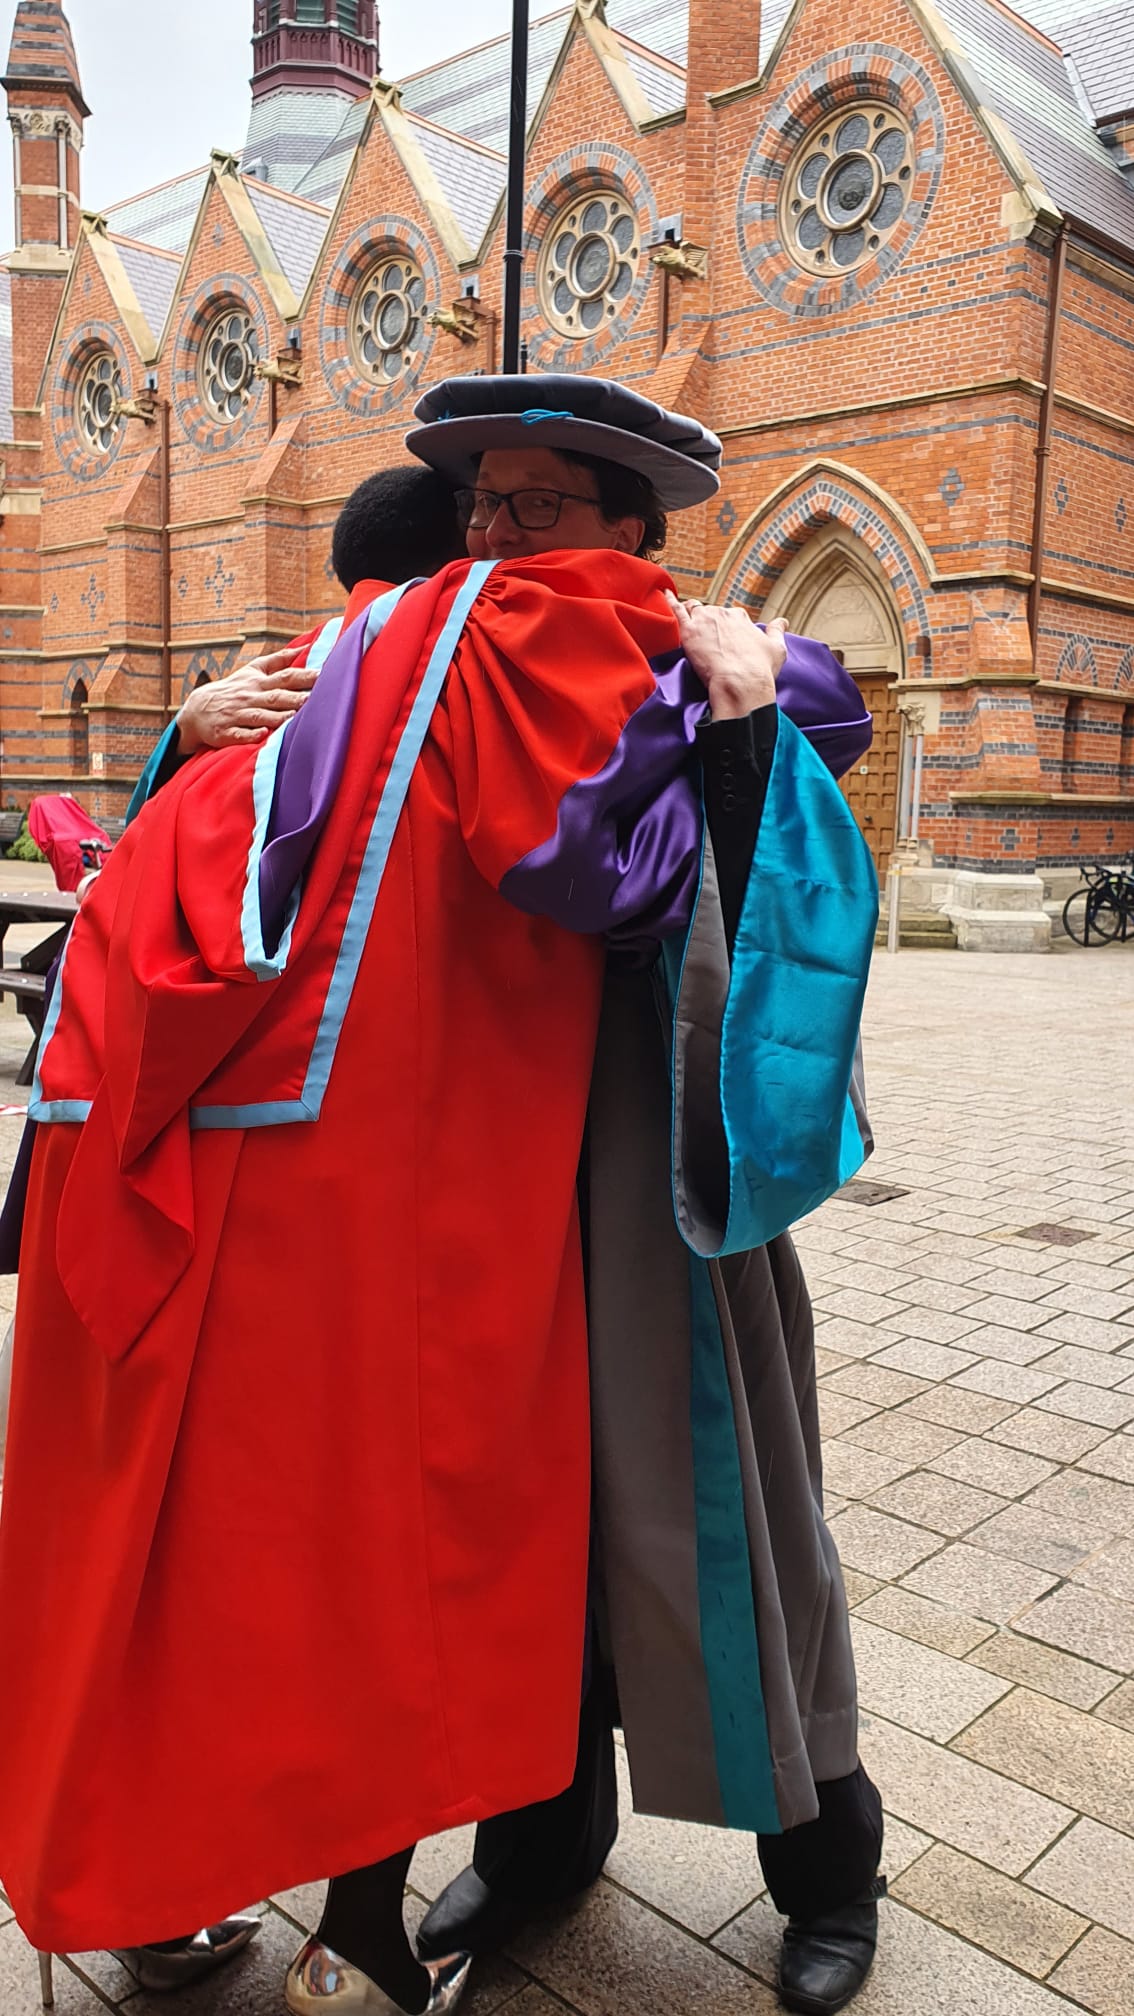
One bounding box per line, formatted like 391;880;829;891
497;635;872;950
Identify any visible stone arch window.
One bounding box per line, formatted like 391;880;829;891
779;105;916;279
54;328;131;480
69;679;89;774
199;303;261;427
1063;694;1087;790
738;46;945;317
350;252;426;386
76;351;124;457
537;189;641;341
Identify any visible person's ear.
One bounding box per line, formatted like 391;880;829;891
611;516;645;555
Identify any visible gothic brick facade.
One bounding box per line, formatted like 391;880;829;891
2;0;1133;886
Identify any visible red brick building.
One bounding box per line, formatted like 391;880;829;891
3;0;1133;944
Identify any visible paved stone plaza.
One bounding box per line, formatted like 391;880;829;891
1;935;1133;2014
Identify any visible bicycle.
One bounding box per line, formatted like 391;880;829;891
1062;852;1134;946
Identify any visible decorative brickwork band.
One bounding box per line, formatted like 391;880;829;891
1054;635;1099;689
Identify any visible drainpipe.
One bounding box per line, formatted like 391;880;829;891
113;381;173;720
1027;224;1068;651
158;393;172;718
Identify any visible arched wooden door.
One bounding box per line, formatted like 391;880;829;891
761;530;904;869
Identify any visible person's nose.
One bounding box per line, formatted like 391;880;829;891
484;501;527;556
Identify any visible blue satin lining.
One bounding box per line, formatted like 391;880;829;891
688;1258;781;1833
125;721;180;826
670;715;878;1256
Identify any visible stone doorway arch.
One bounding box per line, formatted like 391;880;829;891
761;527;904;867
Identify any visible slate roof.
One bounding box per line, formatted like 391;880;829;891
103;168;210;256
619;36;687;117
938;0;1134;245
606;0;687;65
112;234;181;343
400;9;572;154
244;178;331;301
1018;0;1134;123
406;118;506;252
3;0;87;111
293;95;369;206
244;85;367;194
0;266;12;442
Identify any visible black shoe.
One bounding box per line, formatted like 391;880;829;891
417;1868;533;1962
777;1877;886;2016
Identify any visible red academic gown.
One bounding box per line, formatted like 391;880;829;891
0;553;685;1952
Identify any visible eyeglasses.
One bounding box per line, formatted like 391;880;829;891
454;486;602;531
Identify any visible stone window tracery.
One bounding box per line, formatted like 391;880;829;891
779;105;915;277
199;305;261;426
537;190;641;341
75;351;124;457
350;254;426;385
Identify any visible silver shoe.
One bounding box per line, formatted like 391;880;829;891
114;1914;262;1990
285;1938;471;2013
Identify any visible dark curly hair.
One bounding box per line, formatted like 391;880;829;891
331;465;465;589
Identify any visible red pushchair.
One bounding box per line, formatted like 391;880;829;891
27;794;113;893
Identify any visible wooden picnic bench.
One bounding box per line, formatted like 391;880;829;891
0;890;78;1086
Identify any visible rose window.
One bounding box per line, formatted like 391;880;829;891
780;106;914;275
200;305;260;425
351;256;426;384
76;351;124;455
539;192;640;340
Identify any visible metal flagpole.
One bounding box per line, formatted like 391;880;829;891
502;0;529;373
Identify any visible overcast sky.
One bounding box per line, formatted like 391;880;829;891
2;0;518;246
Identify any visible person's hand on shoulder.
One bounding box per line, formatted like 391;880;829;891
666;592;787;720
175;649;317;756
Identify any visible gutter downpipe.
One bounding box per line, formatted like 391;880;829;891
159;396;172;720
1027;223;1068;652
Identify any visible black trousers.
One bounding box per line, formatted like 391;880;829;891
473;1666;883;1922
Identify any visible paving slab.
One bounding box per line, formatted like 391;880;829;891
1049;1927;1134;2016
856;1584;995;1657
1027;1817;1134;1942
826;1504;942;1579
953;1687;1134;1835
1015;1580;1134;1669
506;1879;779;2016
965;1629;1120;1711
849;1617;1010;1740
967;1500;1113;1575
891;1842;1087;1977
900;1541;1059;1623
858;1713;1073;1875
866;1466;1004;1537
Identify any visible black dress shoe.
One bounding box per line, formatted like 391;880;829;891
417;1869;536;1961
777;1877;886;2016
